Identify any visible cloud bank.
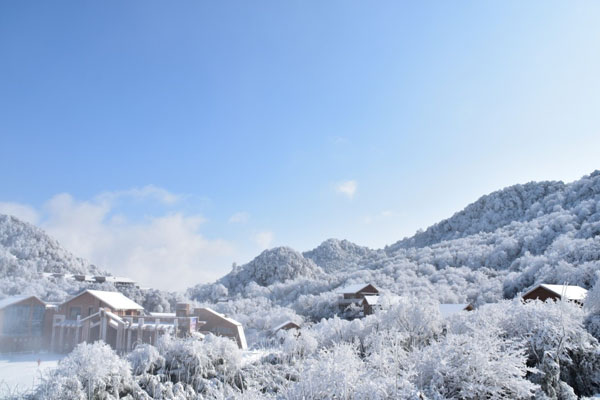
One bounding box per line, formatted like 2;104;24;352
1;186;237;291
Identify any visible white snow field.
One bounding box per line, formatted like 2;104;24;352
0;353;63;396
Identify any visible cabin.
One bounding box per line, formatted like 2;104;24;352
337;283;380;317
522;284;588;306
362;295;380;316
192;307;247;349
0;295;49;353
272;320;301;334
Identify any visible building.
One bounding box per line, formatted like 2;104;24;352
0;295;48;353
0;290;249;354
191;307;247;350
57;289;144;319
362;295;380;316
50;290;202;353
522;284;588;305
272;320;301;334
337;283;379;317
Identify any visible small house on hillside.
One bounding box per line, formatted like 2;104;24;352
272;320;301;334
337;283;380;317
0;295;48;353
522;284;587;305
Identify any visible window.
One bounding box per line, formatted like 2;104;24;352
31;306;45;336
88;307;94;316
69;307;81;320
3;305;30;336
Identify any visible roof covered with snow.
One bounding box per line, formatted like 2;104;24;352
83;290;144;310
439;304;471;318
196;307;242;326
336;283;376;294
0;295;42;310
525;284;588;301
272;320;301;332
363;295;379;306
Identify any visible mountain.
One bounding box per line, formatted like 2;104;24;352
0;214;101;278
303;239;382;273
189;171;600;323
218;247;323;293
387;170;600;252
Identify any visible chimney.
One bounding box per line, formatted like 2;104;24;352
176;302;191;317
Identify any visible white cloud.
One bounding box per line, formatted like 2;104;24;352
0;202;39;224
97;185;181;205
228;211;250;224
1;187;236;291
335;180;357;199
254;231;274;249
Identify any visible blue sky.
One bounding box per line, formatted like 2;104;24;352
1;1;600;290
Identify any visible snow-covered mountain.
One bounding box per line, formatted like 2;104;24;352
0;214;101;277
189;171;600;321
303;239;381;273
219;247;323;292
0;215;179;310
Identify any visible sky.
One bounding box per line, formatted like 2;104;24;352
1;1;600;291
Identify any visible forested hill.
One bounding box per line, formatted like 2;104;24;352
0;215;178;310
387;170;600;251
189;170;600;324
0;214;101;277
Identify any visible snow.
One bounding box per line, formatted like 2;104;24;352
82;290;144;310
199;307;242;326
0;353;63;394
272;320;300;332
335;283;371;294
363;295;379;306
539;284;588;301
0;295;37;310
241;349;267;366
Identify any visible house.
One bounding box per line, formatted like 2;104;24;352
272;320;301;334
51;290;147;352
0;295;48;353
191;307;247;349
337;283;379;316
57;290;144;320
439;303;474;318
50;290;202;353
362;295;380;316
522;284;588;305
93;276;138;288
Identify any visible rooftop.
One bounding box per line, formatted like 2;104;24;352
0;295;40;310
82;290;144;311
528;284;589;301
336;283;376;294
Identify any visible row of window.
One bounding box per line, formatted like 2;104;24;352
2;305;45;336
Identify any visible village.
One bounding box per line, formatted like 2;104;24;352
0;278;588;355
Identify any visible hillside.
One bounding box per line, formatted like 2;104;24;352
0;214;101;277
0;215;179;310
189;170;600;326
